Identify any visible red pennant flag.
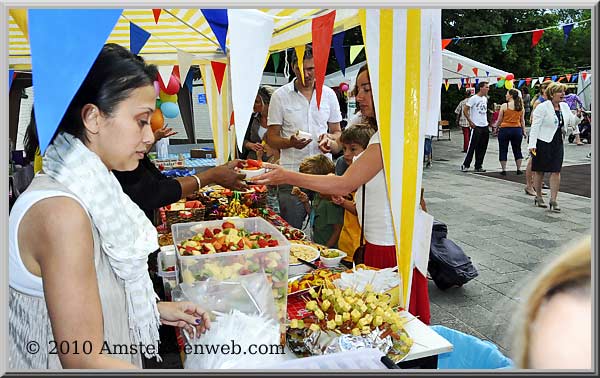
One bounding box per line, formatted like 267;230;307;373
172;65;180;81
566;74;572;82
457;63;463;72
472;68;478;77
230;111;235;126
152;9;161;24
312;11;336;110
497;77;501;82
525;77;532;85
582;71;588;81
211;61;227;94
441;39;452;50
531;29;544;48
557;76;565;82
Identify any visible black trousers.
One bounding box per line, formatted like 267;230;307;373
463;126;490;169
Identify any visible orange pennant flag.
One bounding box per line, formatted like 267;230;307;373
441;39;452;50
211;61;227;94
557;76;565;82
152;9;161;24
582;71;588;81
566;74;572;82
472;68;478;77
312;10;336;110
457;63;463;72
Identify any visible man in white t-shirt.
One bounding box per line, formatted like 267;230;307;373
461;81;490;172
265;45;343;228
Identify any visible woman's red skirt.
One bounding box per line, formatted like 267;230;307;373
364;241;431;325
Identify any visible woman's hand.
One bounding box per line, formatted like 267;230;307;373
211;164;248;191
154;126;177;141
157;301;211;339
331;195;345;206
245;142;264;152
250;163;290;185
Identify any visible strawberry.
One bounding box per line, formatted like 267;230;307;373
213;228;221;235
267;239;279;247
257;239;268;248
238;239;245;249
222;221;235;229
246;159;262;168
203;228;214;238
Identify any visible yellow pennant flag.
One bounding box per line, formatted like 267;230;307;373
350;45;364;65
444;80;450;91
295;45;306;85
263;53;270;70
10;9;29;41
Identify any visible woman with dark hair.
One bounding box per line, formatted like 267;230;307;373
9;44;211;369
252;64;431;324
493;89;527;175
241;85;275;160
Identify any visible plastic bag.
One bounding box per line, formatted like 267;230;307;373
431;325;514;369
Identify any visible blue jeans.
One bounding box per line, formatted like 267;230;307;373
497;127;523;162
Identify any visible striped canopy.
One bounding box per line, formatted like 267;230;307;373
8;8;360;69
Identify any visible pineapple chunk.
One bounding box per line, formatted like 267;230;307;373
321;299;331;312
290;319;299;329
351;328;361;336
335;314;343;326
342;312;351;322
362;326;371;334
373;315;383;327
309;288;318;299
309;323;321;332
314;309;325;320
306;301;318;311
351;309;362;323
327;320;336;330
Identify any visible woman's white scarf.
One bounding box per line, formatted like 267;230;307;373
43;132;162;361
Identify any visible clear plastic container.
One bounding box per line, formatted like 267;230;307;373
157;246;178;299
171;217;290;326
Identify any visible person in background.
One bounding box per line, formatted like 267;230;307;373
252;64;431;324
331;125;375;260
9;43;211;369
241;86;276;160
522;86;531;127
461;81;490;173
528;82;582;212
265;45;343;229
510;236;591;369
23;108;43;174
296;155;344;248
493;89;526;175
563;87;585;145
455;92;471;153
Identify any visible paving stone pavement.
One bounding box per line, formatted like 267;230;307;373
422;127;592;358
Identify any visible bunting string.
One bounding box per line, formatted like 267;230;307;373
443;19;590;40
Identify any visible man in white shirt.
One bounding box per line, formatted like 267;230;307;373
266;45;343;228
461;82;490;172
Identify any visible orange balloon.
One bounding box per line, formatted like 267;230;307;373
150;108;164;132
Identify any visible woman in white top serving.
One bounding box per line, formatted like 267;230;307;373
252;64;431;324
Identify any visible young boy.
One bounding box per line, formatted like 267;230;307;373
294;155;344;248
331;125;375;260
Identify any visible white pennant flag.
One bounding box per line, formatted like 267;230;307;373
177;49;194;87
538;76;545;84
228;9;274;149
531;78;538;87
158;65;174;88
350;45;364;65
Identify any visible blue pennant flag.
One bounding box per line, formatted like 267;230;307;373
475;78;479;87
29;9;122;153
562;23;574;43
130;22;151;55
572;74;578;82
184;70;194;92
201;9;228;54
460;78;465;86
9;69;14;90
332;31;346;76
518;79;525;88
551;75;558;82
485;71;490;77
452;37;461;45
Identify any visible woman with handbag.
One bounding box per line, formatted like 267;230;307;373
252;64;430;324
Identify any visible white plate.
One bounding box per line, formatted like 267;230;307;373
240;167;266;179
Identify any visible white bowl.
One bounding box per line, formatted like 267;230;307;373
289;244;320;276
320;249;348;268
240;167;265;180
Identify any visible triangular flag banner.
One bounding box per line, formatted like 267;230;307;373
525;77;532;85
531;29;544;48
228;9;274;151
485;71;490;77
500;33;512;51
531;78;538;87
558;76;565;82
263;54;270;70
538;76;545;84
452;37;461;45
457;81;462;90
10;9;29;41
457;63;463;72
272;52;280;73
518;79;525;88
29;8;122;154
551;75;557;82
563;23;574;42
475;78;479;87
566;73;572;82
152;9;161;24
9;70;15;90
177;49;194;88
158;65;175;88
172;65;180;81
332;31;346;76
202;9;229;54
211;61;227;94
184;70;194;92
582;71;588;81
460;78;465;86
350;45;363;65
572;74;578;82
295;45;306;85
129;22;151;55
312;10;336;110
472;67;478;76
444;79;450;91
441;38;452;50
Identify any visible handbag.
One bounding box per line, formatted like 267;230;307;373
353;184;366;265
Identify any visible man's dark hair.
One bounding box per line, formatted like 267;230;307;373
476;81;488;92
291;44;313;66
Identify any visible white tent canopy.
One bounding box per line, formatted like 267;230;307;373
325;50;509;88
